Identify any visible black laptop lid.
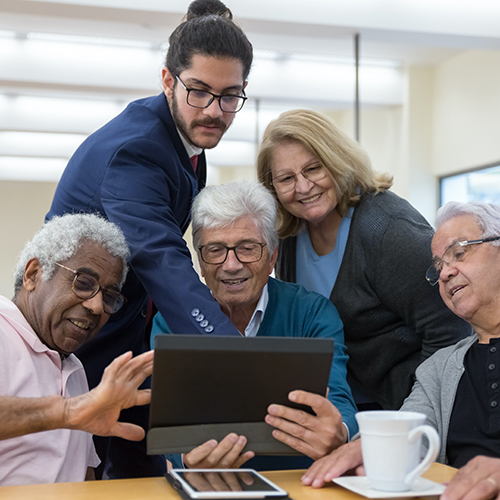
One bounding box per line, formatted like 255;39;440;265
147;335;333;456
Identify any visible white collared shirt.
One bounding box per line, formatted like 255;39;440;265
177;127;202;160
244;284;269;337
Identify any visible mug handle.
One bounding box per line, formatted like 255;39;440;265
404;425;440;488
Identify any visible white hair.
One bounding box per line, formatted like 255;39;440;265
191;181;278;253
436;201;500;245
13;213;130;295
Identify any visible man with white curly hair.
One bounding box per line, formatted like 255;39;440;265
0;214;154;486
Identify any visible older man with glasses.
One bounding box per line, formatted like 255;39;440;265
152;180;358;472
301;201;500;500
0;214;154;486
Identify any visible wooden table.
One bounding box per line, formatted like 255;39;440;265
0;463;456;500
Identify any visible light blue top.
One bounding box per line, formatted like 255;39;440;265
296;206;354;298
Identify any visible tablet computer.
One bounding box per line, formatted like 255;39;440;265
147;335;333;456
168;469;288;499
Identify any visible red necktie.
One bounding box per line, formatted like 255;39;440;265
190;155;198;172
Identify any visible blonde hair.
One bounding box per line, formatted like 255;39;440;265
256;109;393;238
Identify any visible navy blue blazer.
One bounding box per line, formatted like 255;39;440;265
47;93;240;388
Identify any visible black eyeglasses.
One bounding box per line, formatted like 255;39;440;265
56;263;127;314
272;164;327;194
198;243;267;265
425;236;500;286
175;76;247;113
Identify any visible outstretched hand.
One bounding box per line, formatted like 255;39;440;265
62;350;154;441
265;390;347;460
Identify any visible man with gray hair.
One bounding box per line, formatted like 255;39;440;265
0;214;154;486
152;181;358;470
302;201;500;498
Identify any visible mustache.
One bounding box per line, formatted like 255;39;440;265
192;118;226;129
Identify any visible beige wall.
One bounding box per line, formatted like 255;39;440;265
400;65;437;224
0;181;57;298
433;50;500;176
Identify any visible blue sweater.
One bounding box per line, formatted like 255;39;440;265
151;277;357;470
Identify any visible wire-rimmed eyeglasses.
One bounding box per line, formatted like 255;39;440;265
198;243;267;265
175;76;247;113
425;236;500;286
56;263;127;314
271;164;327;194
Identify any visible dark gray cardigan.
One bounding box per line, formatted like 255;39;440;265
276;190;472;409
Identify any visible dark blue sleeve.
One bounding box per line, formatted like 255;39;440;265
99;138;240;337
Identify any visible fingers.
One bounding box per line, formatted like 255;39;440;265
184;440;219;468
238;470;255;486
101;350;154;387
112;421;146;441
134;388;152;407
98;350;154;412
218;472;242;492
301;440;363;489
116;350;154;384
186;471;242;493
266;414;320;458
184;472;213;492
231;451;255;469
288;391;339;418
215;435;248;468
442;456;500;500
266;394;345;459
102;351;133;379
184;434;251;469
203;472;233;492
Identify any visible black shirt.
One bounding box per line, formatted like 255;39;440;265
447;337;500;467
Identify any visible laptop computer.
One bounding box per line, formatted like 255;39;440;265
147;334;333;456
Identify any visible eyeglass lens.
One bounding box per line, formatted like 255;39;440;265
426;242;465;285
272;165;326;194
201;243;264;264
187;91;245;112
73;273;124;314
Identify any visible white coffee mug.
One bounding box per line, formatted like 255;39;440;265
355;411;440;492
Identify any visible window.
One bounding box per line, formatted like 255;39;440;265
440;162;500;206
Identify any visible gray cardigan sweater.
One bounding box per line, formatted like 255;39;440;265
401;334;477;464
276;190;472;409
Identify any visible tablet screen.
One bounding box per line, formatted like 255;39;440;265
170;469;288;498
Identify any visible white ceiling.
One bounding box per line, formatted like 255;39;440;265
5;0;500;64
1;0;499;181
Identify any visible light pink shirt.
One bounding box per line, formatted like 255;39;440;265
0;295;99;486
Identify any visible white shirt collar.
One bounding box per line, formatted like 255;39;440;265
244;283;269;337
177;127;203;159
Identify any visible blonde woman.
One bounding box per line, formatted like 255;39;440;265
257;109;471;411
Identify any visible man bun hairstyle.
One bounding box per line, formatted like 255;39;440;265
185;0;231;20
166;0;253;81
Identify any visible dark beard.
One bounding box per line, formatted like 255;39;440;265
170;91;228;150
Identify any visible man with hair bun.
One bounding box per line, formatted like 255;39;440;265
47;0;252;479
